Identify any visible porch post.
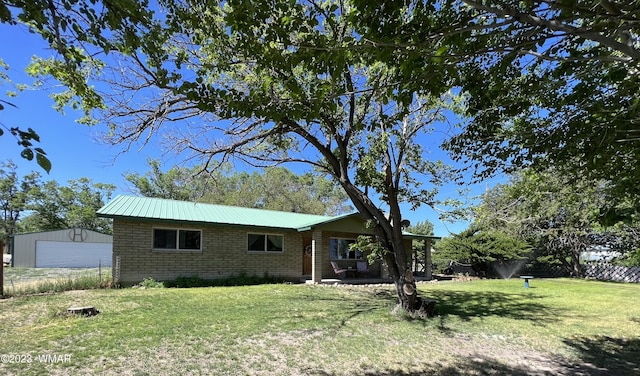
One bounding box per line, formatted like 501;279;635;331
425;238;433;280
311;230;323;283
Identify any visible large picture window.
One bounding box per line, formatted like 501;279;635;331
153;228;201;251
248;233;284;252
330;238;362;260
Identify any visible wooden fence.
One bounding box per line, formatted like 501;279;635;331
583;263;640;283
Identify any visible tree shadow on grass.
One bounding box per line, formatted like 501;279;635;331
561;336;640;376
308;354;561;376
286;288;397;329
425;290;561;325
291;286;562;334
303;288;562;330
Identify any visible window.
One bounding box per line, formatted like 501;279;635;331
153;228;201;251
248;233;284;252
330;238;362;260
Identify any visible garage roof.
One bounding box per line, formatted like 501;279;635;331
97;195;353;231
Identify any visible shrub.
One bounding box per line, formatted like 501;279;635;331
165;273;287;288
137;277;165;289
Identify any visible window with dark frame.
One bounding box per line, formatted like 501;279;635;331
153;228;201;251
248;233;283;252
330;238;363;260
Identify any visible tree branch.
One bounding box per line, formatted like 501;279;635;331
463;0;640;61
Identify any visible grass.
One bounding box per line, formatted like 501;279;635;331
2;268;111;296
0;278;638;375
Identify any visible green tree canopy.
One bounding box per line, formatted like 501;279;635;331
0;160;39;250
14;0;640;304
351;0;640;205
0;0;156;170
125;160;352;216
475;168;640;275
0;59;51;172
434;224;530;277
21;177;115;234
50;0;459;311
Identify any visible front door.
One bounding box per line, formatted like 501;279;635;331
303;242;312;275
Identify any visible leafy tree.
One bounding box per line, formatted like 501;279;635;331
0;59;51;172
433;224;530;277
124;159;197;201
618;249;640;267
474;169;640;276
125;159;352;216
21;177;115;234
592;226;640;267
25;1;461;311
228;167;353;215
0;0;153;117
407;220;435;238
350;1;640;206
9;0;639;302
0;160;39;253
0;1;156;171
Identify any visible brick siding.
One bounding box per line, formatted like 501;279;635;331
112;219;303;284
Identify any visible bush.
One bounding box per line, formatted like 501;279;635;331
165;273;287;288
137;277;165;289
433;226;531;277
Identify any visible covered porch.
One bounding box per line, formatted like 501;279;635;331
299;214;439;284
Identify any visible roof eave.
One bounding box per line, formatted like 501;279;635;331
101;214;300;231
295;212;362;231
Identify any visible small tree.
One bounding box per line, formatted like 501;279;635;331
22;177;115;234
0;161;40;252
434;225;530;277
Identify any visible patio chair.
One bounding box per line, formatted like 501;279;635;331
331;261;348;280
356;261;371;277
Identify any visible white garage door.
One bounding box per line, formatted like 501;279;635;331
35;241;112;268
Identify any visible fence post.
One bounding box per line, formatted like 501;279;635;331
115;256;121;286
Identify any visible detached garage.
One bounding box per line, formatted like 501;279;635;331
12;229;112;268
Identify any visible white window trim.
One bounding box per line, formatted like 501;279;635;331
247;232;285;253
152;227;202;252
329;237;363;260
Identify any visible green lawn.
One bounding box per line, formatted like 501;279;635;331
1;278;638;375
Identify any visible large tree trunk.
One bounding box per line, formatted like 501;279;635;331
339;181;424;311
382;248;417;311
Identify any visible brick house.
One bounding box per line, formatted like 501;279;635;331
97;195;436;285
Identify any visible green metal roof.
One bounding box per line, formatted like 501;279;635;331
97;195;339;230
97;195;441;239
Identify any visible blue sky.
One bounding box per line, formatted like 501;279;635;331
1;23;504;237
